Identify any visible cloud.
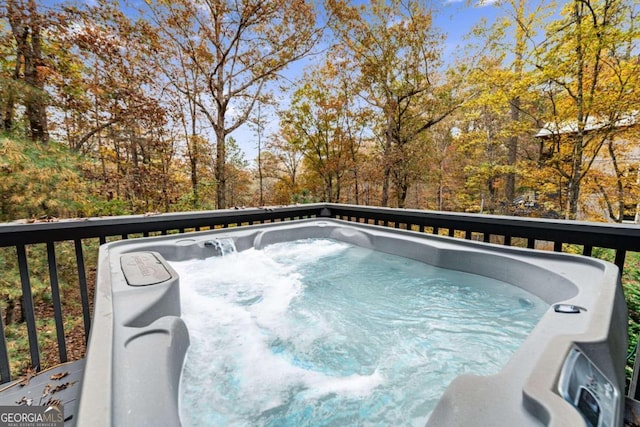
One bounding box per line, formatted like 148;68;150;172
475;0;499;6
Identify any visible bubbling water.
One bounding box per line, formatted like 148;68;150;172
172;238;548;426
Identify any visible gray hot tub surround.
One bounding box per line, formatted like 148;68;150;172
76;218;627;427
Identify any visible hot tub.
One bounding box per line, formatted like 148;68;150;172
76;218;627;426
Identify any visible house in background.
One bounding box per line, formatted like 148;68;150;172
534;112;640;223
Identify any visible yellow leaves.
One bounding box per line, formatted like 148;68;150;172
0;137;27;167
98;145;118;161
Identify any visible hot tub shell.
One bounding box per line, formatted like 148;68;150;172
76;218;627;427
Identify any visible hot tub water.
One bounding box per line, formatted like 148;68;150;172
172;238;548;426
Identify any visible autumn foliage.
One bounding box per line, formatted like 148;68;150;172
0;0;639;222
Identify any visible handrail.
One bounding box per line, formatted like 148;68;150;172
0;205;323;247
1;203;639;396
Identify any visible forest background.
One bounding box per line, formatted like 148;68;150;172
2;0;640;381
1;0;639;222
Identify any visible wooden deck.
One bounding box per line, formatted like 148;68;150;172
0;360;85;426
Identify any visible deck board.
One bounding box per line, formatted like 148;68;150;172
0;360;85;426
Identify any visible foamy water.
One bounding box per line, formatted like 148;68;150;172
172;239;548;426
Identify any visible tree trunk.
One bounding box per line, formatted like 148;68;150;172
567;0;585;220
397;182;408;208
505;0;526;206
4;298;16;326
353;164;359;205
8;0;49;142
258;143;264;206
2;60;20;131
189;137;199;208
215;126;226;210
23;0;49;142
505;99;519;204
381;116;394;207
3;95;15;133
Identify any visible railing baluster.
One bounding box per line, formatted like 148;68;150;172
16;244;40;372
465;230;472;240
583;245;593;257
46;242;67;363
615;249;627;274
448;229;455;237
0;308;10;383
74;240;91;344
554;241;563;252
504;235;512;246
483;233;491;243
527;238;535;249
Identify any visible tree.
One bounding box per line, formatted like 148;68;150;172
263;128;305;204
458;0;552;211
149;12;208;209
223;136;252;207
250;102;269;206
146;0;322;209
535;0;640;219
50;1;185;214
4;0;49;141
497;0;549;203
583;125;640;222
280;59;370;203
428;120;464;211
0;19;18;132
55;1;166;154
327;0;460;207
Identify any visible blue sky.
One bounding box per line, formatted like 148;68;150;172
437;0;502;57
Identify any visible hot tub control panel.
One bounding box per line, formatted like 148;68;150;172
558;346;619;427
